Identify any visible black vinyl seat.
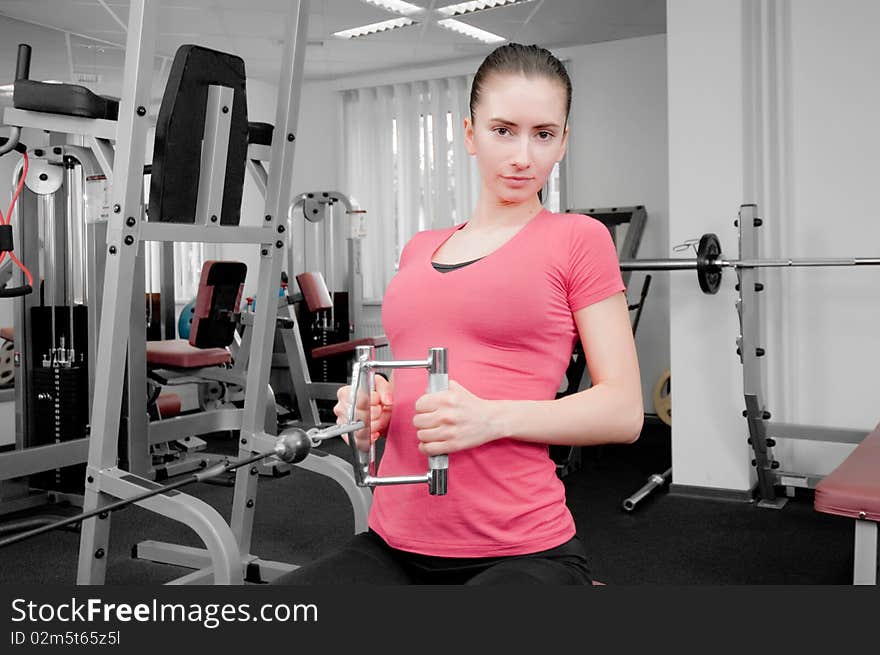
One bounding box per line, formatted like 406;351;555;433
248;121;273;146
13;79;119;119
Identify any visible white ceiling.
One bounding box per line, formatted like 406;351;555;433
0;0;665;84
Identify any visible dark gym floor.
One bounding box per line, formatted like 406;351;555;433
0;420;858;585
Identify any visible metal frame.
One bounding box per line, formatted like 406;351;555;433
273;302;325;425
270;190;379;422
64;0;367;585
0;138;107;515
853;519;877;585
235;301;325;426
75;0;178;584
736;204;871;508
134;1;373;583
607;203;875;508
282;190;374;337
137;259;372;578
3;107;117;141
73;0;253;584
194;85;233;225
0;1;369;585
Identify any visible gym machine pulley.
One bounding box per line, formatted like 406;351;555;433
619;232;880;294
0;429;317;550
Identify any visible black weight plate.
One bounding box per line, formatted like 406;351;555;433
697;233;723;294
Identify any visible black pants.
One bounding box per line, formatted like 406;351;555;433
273;530;594;585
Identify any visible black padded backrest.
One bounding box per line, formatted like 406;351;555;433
248;121;274;146
149;44;248;225
190;260;247;349
13;80;119;120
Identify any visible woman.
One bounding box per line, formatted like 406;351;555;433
277;43;643;585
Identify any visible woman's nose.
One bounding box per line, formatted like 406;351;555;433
510;137;531;168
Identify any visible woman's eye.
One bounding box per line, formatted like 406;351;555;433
493;126;510;136
536;131;554;140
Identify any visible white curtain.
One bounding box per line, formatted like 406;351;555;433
142;241;217;309
341;75;481;300
143;166;216;311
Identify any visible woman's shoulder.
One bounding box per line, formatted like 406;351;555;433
538;209;612;243
541;209;608;232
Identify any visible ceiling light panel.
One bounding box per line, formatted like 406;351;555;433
436;18;506;43
333;17;419;39
360;0;426;16
436;0;535;18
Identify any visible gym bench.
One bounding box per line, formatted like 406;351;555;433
814;422;880;584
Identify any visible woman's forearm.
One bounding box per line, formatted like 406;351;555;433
489;382;643;447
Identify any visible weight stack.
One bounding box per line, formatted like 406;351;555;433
29;364;89;493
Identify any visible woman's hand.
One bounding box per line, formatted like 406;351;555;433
412;380;502;456
333;375;393;451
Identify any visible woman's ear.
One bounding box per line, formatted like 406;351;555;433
463;117;476;155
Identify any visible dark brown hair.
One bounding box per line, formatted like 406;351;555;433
469;43;572;126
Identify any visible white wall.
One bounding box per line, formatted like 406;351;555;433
667;0;880;492
563;35;669;416
667;0;751;491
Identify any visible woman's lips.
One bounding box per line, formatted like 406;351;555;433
501;175;533;188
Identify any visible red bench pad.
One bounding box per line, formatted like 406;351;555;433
296;271;333;313
311;336;389;360
156;393;182;418
814;423;880;522
147;339;231;368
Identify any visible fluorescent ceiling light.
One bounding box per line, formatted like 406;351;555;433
361;0;425;16
338;0;524;43
436;18;506;43
333;17;419;39
436;0;535;18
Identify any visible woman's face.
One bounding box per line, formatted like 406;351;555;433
465;72;568;206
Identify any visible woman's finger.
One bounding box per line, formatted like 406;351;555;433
415;426;447;443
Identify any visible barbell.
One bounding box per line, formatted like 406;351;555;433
619;232;880;294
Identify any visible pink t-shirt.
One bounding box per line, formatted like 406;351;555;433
370;207;625;557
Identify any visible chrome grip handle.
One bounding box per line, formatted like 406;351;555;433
426;348;448;496
342;346;449;495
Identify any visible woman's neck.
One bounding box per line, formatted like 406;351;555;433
466;193;544;231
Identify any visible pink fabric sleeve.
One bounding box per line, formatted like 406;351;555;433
566;215;626;312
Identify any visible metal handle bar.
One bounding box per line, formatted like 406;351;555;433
335;346;449;495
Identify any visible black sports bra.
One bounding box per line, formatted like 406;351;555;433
431;257;483;273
